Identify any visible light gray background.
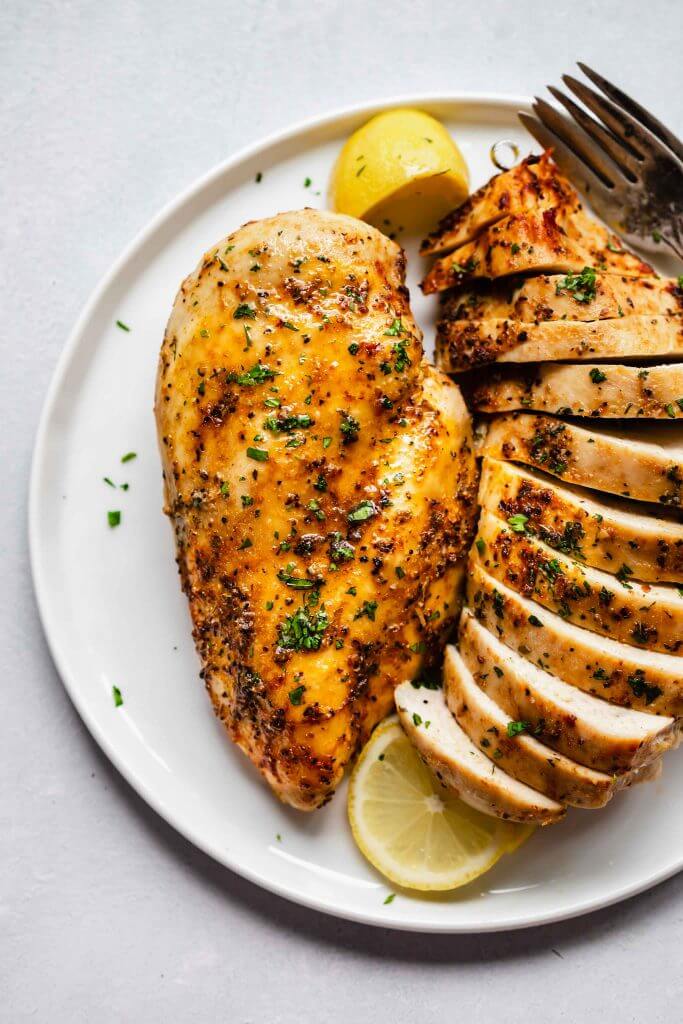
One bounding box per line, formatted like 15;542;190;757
2;1;682;1020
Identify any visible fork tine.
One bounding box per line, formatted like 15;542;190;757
532;97;625;187
577;62;683;163
517;112;613;201
563;74;682;172
547;85;639;182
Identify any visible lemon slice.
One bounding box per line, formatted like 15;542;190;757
348;716;534;891
330;109;469;235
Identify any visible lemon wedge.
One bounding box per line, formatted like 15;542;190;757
330;109;469;235
348;716;534;891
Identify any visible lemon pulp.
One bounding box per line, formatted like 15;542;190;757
348;716;534;891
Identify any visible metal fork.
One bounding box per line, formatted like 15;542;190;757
519;63;683;259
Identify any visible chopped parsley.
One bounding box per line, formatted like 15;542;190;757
589;368;607;384
355;600;378;622
348;500;378;523
627;670;662;704
555;266;597;304
384;318;404;337
233;303;257;320
121;451;137;463
277;566;316;589
328;532;355;563
412;712;423;726
383;893;395;905
264;413;312;433
278;605;329;651
616;564;634;589
112;685;124;707
528;614;543;627
288;685;305;705
238;537;252;550
340;412;360;443
246;446;268;462
507;514;529;533
507;720;528;737
475;537;486;554
107;510;121;528
233;363;278;387
116;320;130;332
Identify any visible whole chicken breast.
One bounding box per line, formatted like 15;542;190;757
156;209;478;809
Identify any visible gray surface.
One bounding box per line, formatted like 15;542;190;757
2;1;682;1020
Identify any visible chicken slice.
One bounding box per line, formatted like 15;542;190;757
467;561;683;716
473;509;683;654
443;643;617;807
421;205;654;295
420;151;576;256
395;679;565;824
156;209;478;810
478;457;683;584
435;314;683;372
482;413;683;507
471;362;683;419
441;273;683;323
459;610;677;772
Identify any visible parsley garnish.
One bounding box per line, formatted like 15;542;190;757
348;500;377;523
112;685;124;707
107;510;121;528
589;368;607;384
355;600;378;622
555;266;597;304
340;412;360;444
507;720;528;737
289;685;305;705
246;446;268;462
412;713;422;726
116;320;130;332
121;451;137;463
328;533;355;563
233;303;257;320
528;614;543;627
507;514;528;533
384;318;404;337
278;605;329;651
233;363;278;387
264;414;312;433
277;566;315;589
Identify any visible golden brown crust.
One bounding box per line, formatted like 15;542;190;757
155;209;478;809
421;204;654;295
420;151;576;256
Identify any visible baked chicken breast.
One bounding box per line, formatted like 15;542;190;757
156;209;478;810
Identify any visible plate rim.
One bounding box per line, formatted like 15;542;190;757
28;90;682;933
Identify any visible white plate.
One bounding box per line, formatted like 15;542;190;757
29;93;683;932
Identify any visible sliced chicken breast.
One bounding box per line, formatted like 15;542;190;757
472;363;683;419
420;151;576;256
467;561;683;716
441;274;683;323
482;413;683;508
478;458;683;584
459;609;677;772
421;206;654;295
473;509;683;654
394;679;565;824
435;315;683;372
443;644;616;807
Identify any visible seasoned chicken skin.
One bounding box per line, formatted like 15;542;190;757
156;209;478;810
